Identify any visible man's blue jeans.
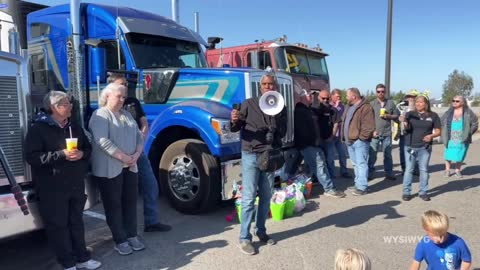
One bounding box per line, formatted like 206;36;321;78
347;140;370;191
301;146;334;192
333;137;349;175
240;151;274;242
368;136;393;175
319;141;337;182
402;147;431;196
137;152;160;225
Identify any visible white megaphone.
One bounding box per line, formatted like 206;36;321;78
259;91;285;116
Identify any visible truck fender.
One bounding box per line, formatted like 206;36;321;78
145;100;232;156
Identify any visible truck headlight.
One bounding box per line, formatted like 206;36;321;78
211;118;240;144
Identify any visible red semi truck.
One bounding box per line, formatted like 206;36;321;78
206;35;330;103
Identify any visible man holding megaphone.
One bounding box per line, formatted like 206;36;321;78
230;73;287;256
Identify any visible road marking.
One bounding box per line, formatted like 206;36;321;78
84;210;106;221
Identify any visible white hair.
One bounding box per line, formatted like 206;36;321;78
98;83;126;107
43;90;68;114
260;72;278;84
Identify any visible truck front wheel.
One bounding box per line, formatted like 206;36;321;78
159;139;220;214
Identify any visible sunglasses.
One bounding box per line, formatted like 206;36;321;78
320;97;330;101
452;100;461;103
377;91;385;93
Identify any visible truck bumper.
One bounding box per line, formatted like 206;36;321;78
0;191;43;239
220;159;242;200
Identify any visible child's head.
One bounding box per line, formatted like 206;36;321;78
421;210;449;244
335;248;371;270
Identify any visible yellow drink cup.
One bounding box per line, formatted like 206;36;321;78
379;108;386;117
66;138;78;151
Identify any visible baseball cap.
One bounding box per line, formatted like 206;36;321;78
405;89;419;98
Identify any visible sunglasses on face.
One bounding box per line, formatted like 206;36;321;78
452;100;461;103
320;97;329;101
57;102;72;107
377;91;385;93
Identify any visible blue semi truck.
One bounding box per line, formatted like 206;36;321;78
0;0;295;237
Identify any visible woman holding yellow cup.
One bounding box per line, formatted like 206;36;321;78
25;91;101;270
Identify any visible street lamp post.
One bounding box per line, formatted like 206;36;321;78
385;0;393;97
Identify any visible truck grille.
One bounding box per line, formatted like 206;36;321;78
0;76;25;186
250;78;295;146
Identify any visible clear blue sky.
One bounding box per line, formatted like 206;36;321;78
33;0;480;99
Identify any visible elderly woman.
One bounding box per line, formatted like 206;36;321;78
89;83;145;255
25;91;101;270
400;95;441;202
441;95;479;178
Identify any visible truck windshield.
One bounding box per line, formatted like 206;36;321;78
125;33;207;69
276;47;328;77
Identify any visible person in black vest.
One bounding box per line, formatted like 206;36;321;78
108;73;172;233
230;73;286;255
295;89;345;198
25;91;101;270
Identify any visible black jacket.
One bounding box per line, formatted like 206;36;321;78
231;96;287;153
24;113;92;194
294;102;334;148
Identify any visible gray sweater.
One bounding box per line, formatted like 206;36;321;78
89;107;143;178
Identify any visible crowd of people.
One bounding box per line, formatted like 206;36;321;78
23;71;477;269
230;73;477;268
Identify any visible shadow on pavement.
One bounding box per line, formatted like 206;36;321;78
367;178;402;193
429;178;480;199
461;165;480;176
270;200;404;242
87;204;232;270
429;163;446;173
0;231;60;270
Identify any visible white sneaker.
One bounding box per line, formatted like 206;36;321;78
114;242;133;255
127;236;145;251
76;259;102;270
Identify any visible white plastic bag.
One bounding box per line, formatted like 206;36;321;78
294;189;306;212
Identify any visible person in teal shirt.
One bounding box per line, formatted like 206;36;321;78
441;95;479;178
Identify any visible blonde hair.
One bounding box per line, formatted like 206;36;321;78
335;248;371;270
421;210;449;236
98;83;126;107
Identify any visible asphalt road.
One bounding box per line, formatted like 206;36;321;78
1;139;480;270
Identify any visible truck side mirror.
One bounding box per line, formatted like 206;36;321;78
89;47;106;84
207;36;223;50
